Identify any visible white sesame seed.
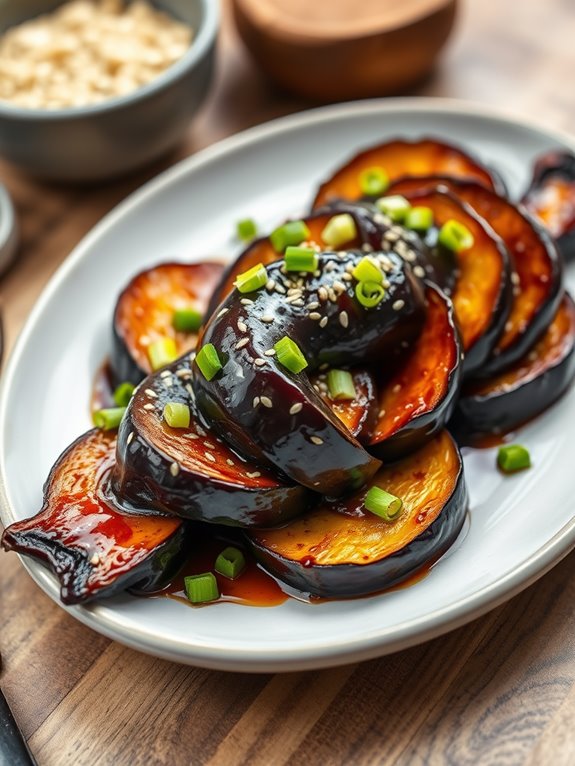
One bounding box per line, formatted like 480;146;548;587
235;337;249;350
196;425;207;436
237;320;247;333
264;349;276;356
392;299;405;311
505;321;513;332
362;243;374;253
309;312;322;321
240;298;254;306
307;301;320;310
275;284;286;294
90;553;100;566
266;279;276;291
319;362;329;371
310;436;324;445
290;403;303;415
328;288;337;302
204;452;216;462
287;288;302;297
143;403;155;410
404;251;416;263
339;311;349;328
319;316;328;328
261;314;274;324
318;286;328;301
378;408;386;418
313;269;321;278
254;358;266;367
170;462;180;477
175;369;191;379
217;307;230;317
226;458;235;466
204;441;216;449
127;432;134;445
286;294;303;304
341;272;353;282
185;384;195;398
145;388;157;398
183;433;200;440
252;396;260;408
345;263;355;273
260;396;273;408
511;272;520;285
246;471;261;479
392;383;402;393
160;370;172;378
413;265;426;279
333;280;346;293
164;378;174;388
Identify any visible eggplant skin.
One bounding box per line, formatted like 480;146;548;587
112;358;313;527
368;284;463;461
249;432;468;599
1;430;190;605
451;294;575;442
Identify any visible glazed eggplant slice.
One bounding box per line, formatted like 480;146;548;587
194;251;426;496
369;284;462;460
395;189;512;375
314;368;379;444
112;261;224;385
112;356;312;527
1;430;188;605
389;176;563;375
521;151;575;260
312;138;506;210
451;294;575;441
249;430;467;599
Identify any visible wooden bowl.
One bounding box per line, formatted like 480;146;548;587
232;0;458;101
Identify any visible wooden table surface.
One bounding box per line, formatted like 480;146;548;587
2;1;575;764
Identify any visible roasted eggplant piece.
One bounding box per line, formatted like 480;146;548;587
395;189;512;375
1;430;189;604
314;367;378;444
389;176;563;375
249;430;467;599
451;294;575;441
194;251;426;496
312;138;506;210
369;284;462;460
521;151;575;260
112;356;312;527
112;261;224;385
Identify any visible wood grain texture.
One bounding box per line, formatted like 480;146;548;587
2;1;575;764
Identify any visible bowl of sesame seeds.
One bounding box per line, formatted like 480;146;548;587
0;0;219;182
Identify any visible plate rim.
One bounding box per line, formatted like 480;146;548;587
3;96;575;672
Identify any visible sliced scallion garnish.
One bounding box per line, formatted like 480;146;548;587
274;336;308;374
404;206;434;232
355;280;385;309
327;369;356;401
148;337;178;371
163;402;191;429
93;407;126;431
375;195;411;222
284;246;318;273
236;218;258;242
172;307;203;333
321;213;357;248
184;573;220;604
196;343;223;380
438;219;475;253
215;546;246;579
497;444;531;473
113;382;135;408
359;166;389;197
364;486;403;521
270;220;311;253
352;256;383;284
234;262;268;293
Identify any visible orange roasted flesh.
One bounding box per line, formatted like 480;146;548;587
313;368;378;443
312;138;504;209
112;261;224;383
389;176;562;375
249;430;468;598
369;284;461;459
1;430;186;604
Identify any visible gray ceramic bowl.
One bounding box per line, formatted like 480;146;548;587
0;0;219;182
0;183;18;275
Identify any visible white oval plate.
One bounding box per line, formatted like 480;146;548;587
2;99;575;673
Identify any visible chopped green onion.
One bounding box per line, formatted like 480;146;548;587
284;246;318;273
359;166;389;197
321;214;357;248
148;337;178;371
236;218;258;242
215;546;246;579
113;382;135;408
163;402;191;429
327;369;356;401
438;219;475;253
364;486;403;521
274;336;308;374
497;444;531;473
355;280;385;309
196;343;223;380
352;256;383;284
184;572;219;604
405;206;434;232
93;407;126;431
234;262;268;293
172;307;203;333
375;195;411;222
270;220;311;252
